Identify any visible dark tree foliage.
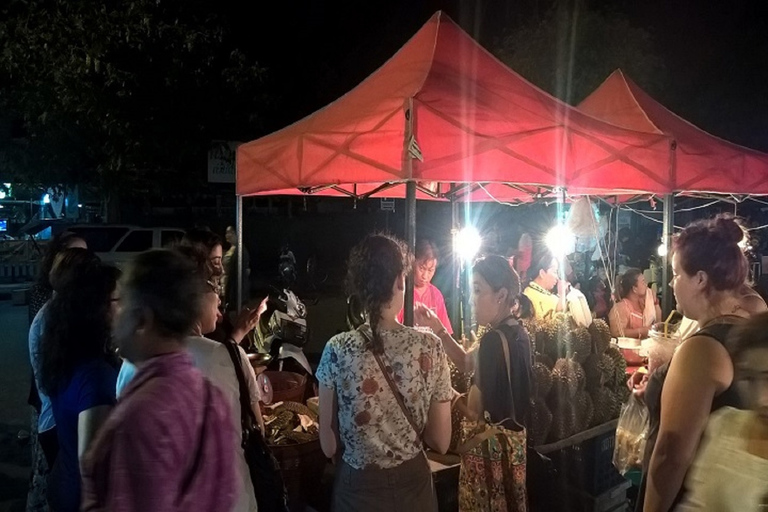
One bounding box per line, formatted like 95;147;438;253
0;0;270;211
494;1;666;105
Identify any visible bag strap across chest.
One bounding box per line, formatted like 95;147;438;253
358;325;423;444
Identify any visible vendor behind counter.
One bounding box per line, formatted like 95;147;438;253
524;252;569;319
398;239;452;334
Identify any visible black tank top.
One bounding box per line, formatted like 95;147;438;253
475;321;532;431
635;318;744;512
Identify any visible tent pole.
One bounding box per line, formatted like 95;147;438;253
661;194;674;315
450;193;460;335
236;194;243;312
404;181;417;326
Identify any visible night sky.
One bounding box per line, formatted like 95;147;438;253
233;0;768;151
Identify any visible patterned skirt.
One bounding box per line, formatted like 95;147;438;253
458;421;527;512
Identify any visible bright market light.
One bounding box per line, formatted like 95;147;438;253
0;190;5;200
545;224;575;257
657;243;667;257
454;226;482;262
42;194;50;204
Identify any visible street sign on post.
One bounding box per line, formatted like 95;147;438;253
208;141;241;183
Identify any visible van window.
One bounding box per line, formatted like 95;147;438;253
116;230;153;252
68;227;129;252
161;230;184;248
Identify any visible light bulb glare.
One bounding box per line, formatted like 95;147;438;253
454;226;482;262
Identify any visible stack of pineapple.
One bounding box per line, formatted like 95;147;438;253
528;314;630;445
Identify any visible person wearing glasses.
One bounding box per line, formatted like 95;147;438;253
81;249;238;512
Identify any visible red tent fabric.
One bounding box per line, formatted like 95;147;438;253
237;12;672;200
578;70;768;194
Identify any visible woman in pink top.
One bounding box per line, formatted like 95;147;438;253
399;239;453;334
81;249;238;512
609;268;662;339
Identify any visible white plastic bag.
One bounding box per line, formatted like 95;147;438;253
566;288;592;327
613;395;649;475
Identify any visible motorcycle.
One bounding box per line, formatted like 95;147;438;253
248;287;312;377
278;249;298;288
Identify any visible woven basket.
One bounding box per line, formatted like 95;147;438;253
264;371;307;404
271;438;327;507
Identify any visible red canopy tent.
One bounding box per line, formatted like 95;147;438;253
232;12;677;314
236;12;673;203
578;70;768;311
232;14;768;314
578;69;768;194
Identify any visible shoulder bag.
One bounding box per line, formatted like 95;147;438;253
456;327;529;512
223;340;289;512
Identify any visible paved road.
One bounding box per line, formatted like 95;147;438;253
0;299;31;512
0;301;31;429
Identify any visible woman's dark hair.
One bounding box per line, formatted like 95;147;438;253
174;244;215;284
181;228;223;253
35;231;87;290
39;263;120;395
346;234;412;353
415;238;439;262
122;249;206;339
49;248;101;292
473;255;522;313
727;311;768;363
672;214;747;292
618;268;643;300
529;251;556;281
518;293;534;320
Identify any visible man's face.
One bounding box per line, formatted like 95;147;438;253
414;257;437;288
539;259;559;290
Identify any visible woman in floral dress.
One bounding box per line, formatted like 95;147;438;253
317;234;453;512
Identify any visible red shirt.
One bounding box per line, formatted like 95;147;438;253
398;283;453;334
81;351;238;512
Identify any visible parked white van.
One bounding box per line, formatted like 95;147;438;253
67;225;185;267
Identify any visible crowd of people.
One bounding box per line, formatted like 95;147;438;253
25;227;263;512
22;213;768;512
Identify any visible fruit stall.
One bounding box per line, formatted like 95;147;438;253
527;315;629;446
438;313;636;512
527;313;633;512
